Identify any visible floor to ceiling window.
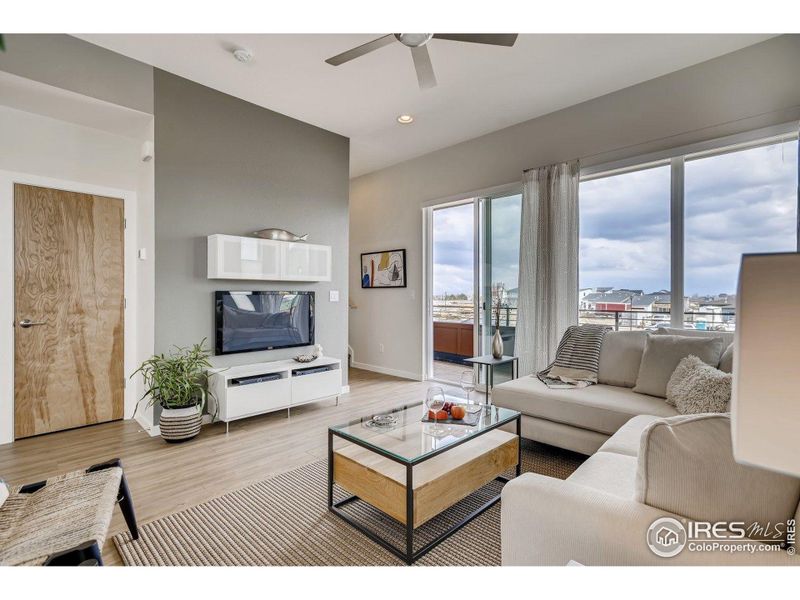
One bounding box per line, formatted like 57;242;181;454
579;165;672;330
578;129;799;332
684;140;798;330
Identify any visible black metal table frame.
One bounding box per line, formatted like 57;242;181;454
465;356;519;397
328;410;522;565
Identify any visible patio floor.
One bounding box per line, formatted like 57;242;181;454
433;359;470;383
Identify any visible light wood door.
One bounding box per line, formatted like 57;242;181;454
14;183;125;439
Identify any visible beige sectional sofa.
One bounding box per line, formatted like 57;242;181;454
492;328;734;455
497;327;800;565
501;413;800;565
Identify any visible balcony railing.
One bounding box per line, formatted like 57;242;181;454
578;309;735;331
432;303;517;326
433;304;735;332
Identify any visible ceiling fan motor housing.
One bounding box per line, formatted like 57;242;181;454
394;34;434;48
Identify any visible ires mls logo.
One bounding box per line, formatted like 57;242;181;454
647;517;687;557
646;517;797;558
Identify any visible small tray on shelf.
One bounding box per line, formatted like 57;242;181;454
421;405;486;427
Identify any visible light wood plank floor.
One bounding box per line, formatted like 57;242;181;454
0;368;484;565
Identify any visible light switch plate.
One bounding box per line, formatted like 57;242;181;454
329;290;340;302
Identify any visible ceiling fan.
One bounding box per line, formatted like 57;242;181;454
325;34;518;90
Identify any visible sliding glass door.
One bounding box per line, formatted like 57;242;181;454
430;202;476;383
479;193;522;363
426;191;522;385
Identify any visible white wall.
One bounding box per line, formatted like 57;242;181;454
349;34;800;380
135;119;156;429
0;105;155;444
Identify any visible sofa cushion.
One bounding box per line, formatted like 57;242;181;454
633;334;725;398
514;415;610;456
568;451;638;498
597;415;663;457
492;376;678;436
597;331;647;388
718;343;734;373
636;413;800;542
654;326;734;350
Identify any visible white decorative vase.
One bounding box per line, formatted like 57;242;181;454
159;405;202;443
491;329;504;359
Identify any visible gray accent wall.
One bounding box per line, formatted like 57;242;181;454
153;69;350;382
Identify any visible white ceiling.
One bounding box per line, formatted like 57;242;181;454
76;34;774;177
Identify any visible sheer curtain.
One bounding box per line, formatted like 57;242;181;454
515;160;580;376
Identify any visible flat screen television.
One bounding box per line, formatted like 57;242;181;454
215;291;314;355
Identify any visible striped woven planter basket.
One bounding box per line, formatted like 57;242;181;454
159;406;202;443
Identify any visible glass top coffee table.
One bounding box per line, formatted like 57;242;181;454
328;401;521;564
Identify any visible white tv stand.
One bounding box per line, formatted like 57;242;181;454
208;357;342;433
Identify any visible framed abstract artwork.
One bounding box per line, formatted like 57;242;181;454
361;249;407;288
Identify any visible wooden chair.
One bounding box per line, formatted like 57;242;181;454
0;458;138;566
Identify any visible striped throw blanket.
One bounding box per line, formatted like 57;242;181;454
538;324;611;389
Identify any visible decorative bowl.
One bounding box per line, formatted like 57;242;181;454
364;414;398;430
293;354;318;363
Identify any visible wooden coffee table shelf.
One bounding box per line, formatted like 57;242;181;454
334;430;518;528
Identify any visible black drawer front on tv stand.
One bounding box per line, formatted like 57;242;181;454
230;373;283;386
292;365;333;377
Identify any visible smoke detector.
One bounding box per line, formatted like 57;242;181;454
232;48;254;63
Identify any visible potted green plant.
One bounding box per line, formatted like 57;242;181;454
132;340;216;443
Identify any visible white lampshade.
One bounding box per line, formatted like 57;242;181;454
732;252;800;477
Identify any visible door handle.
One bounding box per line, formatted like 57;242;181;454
19;319;46;328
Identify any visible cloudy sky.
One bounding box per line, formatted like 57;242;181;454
433;195;521;297
683;141;797;295
433;140;797;298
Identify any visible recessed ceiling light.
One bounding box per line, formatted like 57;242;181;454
232;48;254;63
397;114;414;124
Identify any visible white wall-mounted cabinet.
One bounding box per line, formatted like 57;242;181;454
208;234;331;282
208;234;281;280
281;242;332;281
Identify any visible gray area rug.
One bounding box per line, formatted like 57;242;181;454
114;441;585;566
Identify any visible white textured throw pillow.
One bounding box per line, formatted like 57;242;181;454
666;355;731;414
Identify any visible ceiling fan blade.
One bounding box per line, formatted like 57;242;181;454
325;34;395;66
411;45;437;90
432;33;518;47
